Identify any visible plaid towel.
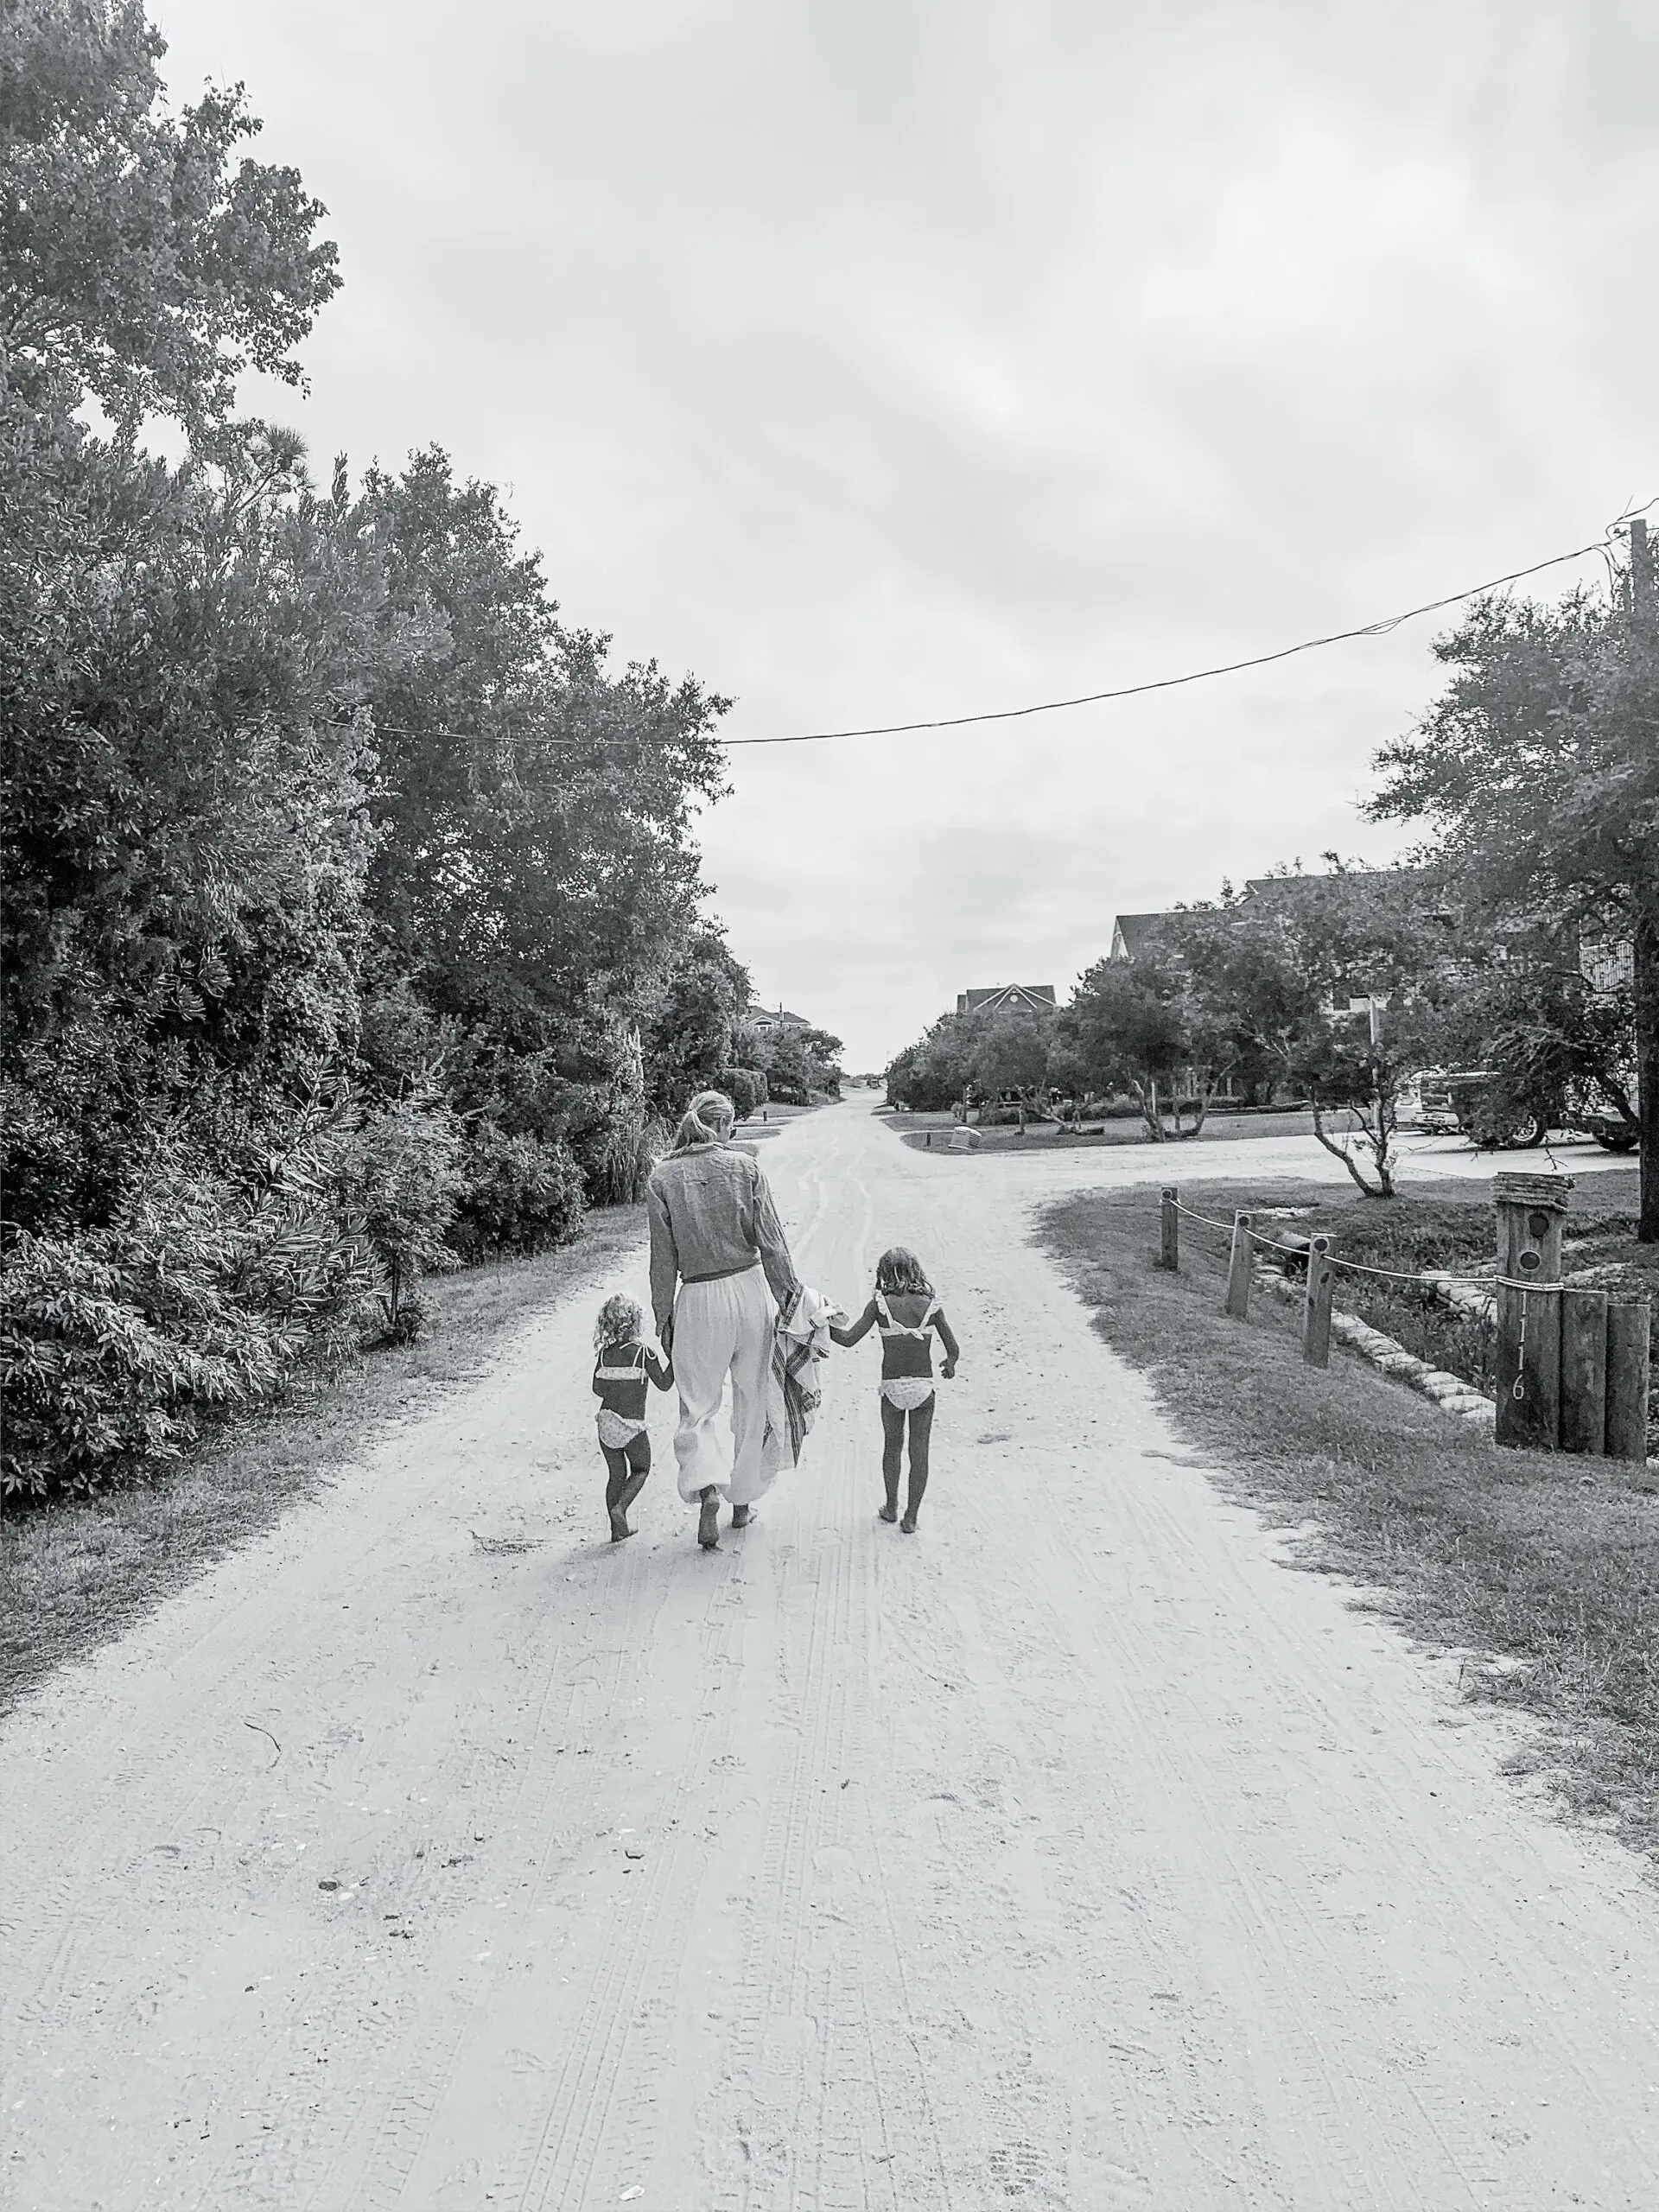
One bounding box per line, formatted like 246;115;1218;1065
762;1285;842;1475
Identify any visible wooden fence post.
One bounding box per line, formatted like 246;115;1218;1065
1160;1187;1179;1272
1606;1296;1652;1465
1302;1235;1333;1367
1224;1211;1254;1319
1560;1287;1609;1457
1493;1172;1572;1451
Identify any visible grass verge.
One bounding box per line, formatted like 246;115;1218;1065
0;1205;646;1719
1039;1175;1659;1862
883;1106;1319;1154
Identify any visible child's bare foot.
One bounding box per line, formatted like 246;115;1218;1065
697;1490;721;1550
899;1514;918;1534
731;1503;753;1529
878;1503;898;1523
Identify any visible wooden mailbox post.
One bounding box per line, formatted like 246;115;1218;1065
1493;1171;1572;1452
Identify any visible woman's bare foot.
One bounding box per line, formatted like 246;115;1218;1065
878;1503;898;1523
609;1510;633;1543
899;1514;918;1535
697;1489;721;1550
730;1503;753;1529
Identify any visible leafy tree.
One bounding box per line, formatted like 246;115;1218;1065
1155;896;1311;1107
886;1012;976;1110
1433;956;1638;1152
353;449;734;1184
1;418;387;1235
0;0;340;429
1057;960;1196;1138
1158;867;1465;1190
752;1022;843;1103
1370;554;1659;1236
640;925;751;1119
969;1009;1052;1122
0;0;758;1491
359;449;730;1044
796;1027;845;1098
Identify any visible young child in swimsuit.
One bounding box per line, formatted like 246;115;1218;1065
830;1247;960;1533
592;1294;673;1543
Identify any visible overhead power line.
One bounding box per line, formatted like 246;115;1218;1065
722;505;1654;748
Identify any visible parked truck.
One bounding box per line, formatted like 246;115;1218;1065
1395;1066;1638;1152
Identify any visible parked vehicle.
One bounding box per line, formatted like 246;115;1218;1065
1391;1070;1438;1131
1568;1081;1640;1152
1438;1071;1550;1149
1394;1066;1638;1153
1390;1068;1500;1138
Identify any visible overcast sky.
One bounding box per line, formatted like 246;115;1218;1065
151;0;1658;1070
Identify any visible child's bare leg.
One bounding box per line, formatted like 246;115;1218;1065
879;1398;905;1521
612;1434;650;1539
602;1444;631;1539
900;1395;935;1532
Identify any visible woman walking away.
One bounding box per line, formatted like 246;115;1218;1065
647;1089;802;1551
592;1294;674;1543
830;1247;959;1532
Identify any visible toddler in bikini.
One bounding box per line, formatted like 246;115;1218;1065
830;1247;960;1532
592;1294;674;1542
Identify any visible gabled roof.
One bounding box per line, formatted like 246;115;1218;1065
1109;913;1179;962
956;983;1057;1017
747;1001;810;1027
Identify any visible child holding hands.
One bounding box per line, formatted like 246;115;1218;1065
830;1247;959;1532
592;1294;673;1542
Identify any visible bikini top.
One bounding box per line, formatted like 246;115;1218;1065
594;1344;648;1383
874;1292;938;1340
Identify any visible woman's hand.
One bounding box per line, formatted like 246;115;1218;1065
658;1316;674;1356
941;1359;957;1379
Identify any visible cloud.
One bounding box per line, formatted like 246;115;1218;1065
153;0;1659;1067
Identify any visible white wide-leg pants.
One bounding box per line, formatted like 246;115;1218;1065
671;1266;775;1506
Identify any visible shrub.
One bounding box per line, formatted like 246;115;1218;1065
337;1096;464;1338
1;1229;274;1497
0;1141;378;1499
451;1123;586;1262
721;1065;767;1119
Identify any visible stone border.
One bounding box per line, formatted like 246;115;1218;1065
1251;1260;1497;1430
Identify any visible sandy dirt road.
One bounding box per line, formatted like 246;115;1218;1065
3;1102;1657;2210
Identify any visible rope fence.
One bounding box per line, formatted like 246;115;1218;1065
1155;1183;1651;1465
1170;1198;1554;1296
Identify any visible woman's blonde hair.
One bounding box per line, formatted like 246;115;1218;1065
670;1088;735;1154
594;1292;645;1352
875;1246;931;1297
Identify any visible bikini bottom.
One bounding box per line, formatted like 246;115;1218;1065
597;1408;648;1451
879;1378;937;1414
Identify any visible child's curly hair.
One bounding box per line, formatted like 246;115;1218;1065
594;1292;645;1352
875;1246;931;1298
